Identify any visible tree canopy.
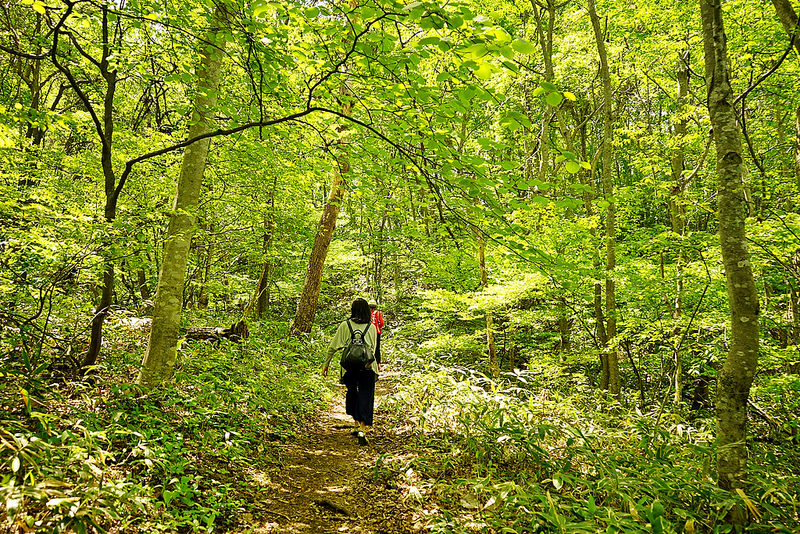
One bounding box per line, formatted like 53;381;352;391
1;0;799;531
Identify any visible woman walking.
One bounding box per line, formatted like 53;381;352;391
322;298;379;445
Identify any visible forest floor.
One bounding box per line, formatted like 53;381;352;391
236;368;421;534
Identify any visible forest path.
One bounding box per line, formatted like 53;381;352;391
239;368;419;534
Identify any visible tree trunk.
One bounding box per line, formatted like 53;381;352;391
533;1;556;185
558;296;572;354
576;103;609;386
791;251;800;345
82;6;118;369
700;0;761;509
478;234;498;378
137;268;150;301
795;106;800;194
291;5;356;335
197;223;213;310
292;170;346;334
669;52;690;404
588;0;620;397
769;0;800;193
138;5;228;386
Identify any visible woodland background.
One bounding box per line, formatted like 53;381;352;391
1;0;799;532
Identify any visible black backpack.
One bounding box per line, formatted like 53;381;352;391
339;321;374;371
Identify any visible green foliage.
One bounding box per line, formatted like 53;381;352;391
381;366;800;533
0;320;331;532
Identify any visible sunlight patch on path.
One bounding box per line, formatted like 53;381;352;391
232;368;416;534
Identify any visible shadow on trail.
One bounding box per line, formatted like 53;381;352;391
236;369;418;534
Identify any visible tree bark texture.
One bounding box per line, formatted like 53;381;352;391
291;171;346;334
588;0;620;396
138;5;227;386
700;0;761;501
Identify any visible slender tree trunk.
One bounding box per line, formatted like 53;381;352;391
795;106;800;193
82;7;118;369
670;53;690;404
255;226;275;317
137;268;150;301
478;234;498;378
291;5;356;335
576;104;609;385
558;296;572;354
700;0;761;509
257;182;277;317
588;0;620;397
792;251;800;345
292;170;346;334
197;225;213;310
138;5;227;386
769;1;800;193
533;1;556;184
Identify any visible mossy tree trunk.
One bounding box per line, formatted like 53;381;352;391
699;0;761;511
138;5;228;386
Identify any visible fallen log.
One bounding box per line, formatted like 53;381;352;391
184;320;249;343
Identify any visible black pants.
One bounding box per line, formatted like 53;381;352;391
375;333;382;364
342;368;376;426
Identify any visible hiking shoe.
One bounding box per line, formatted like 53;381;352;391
350;429;359;436
357;431;368;446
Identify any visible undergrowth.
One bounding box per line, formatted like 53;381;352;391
379;360;800;534
0;319;331;533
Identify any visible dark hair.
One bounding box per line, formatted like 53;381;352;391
369;303;377;310
350;298;371;324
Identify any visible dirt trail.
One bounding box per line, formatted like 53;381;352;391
241;369;419;534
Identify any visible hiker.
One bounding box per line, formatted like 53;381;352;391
322;298;379;446
370;302;385;364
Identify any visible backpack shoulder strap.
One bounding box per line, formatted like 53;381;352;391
346;320;355;338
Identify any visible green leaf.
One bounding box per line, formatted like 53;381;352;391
500;160;518;170
546;92;564;107
448;15;463;28
500;111;532;130
501;61;519;74
304;6;319;18
563;91;577;101
473;61;493;79
565;161;581;174
31;0;46;14
418;36;440;47
462;43;489;59
252;1;270;18
511;38;537;54
540;81;557;91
